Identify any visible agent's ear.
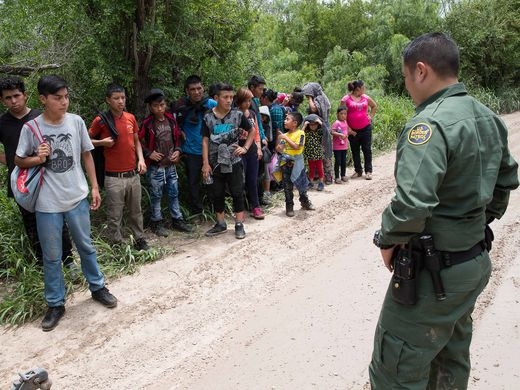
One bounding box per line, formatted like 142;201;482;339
415;62;429;82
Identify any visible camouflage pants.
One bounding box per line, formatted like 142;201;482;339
369;251;491;389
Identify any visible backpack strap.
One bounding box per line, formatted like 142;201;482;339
24;119;44;144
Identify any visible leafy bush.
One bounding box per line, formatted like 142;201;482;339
468;85;520;115
372;94;415;152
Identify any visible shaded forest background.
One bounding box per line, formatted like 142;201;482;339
1;0;519;120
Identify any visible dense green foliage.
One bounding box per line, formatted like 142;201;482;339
0;0;519;325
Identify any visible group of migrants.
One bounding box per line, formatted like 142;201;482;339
1;31;519;389
0;73;376;331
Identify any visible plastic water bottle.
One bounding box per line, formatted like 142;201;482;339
203;174;213;185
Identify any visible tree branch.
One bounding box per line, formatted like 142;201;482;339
0;64;61;76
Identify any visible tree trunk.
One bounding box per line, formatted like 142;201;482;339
132;0;156;120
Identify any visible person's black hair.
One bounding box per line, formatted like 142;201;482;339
247;75;266;89
214;82;234;95
37;75;68;96
402;32;459;78
0;76;25;95
149;95;165;104
184;75;203;91
262;88;278;103
337;105;347;114
105;83;125;98
290;91;304;105
207;83;219;99
347;80;364;92
287;111;303;127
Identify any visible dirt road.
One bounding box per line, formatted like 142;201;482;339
2;113;519;389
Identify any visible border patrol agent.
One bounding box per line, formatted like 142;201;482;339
369;32;518;389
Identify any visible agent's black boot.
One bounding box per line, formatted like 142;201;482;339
286;204;295;217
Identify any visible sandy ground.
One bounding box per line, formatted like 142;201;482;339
1;112;519;389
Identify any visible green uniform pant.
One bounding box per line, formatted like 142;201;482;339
369;251;491;389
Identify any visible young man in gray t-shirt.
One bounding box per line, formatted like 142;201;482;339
15;75;118;331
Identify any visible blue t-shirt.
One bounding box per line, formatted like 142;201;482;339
177;97;216;155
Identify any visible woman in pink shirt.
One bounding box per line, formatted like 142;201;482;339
340;80;377;180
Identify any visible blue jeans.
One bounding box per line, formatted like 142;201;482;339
147;164;182;221
36;198;105;307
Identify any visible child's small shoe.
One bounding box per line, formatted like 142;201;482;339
251;207;265;220
317;182;325;191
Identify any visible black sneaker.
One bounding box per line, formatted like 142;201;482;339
205;222;227;237
41;306;65;332
92;286;118;308
151;221;169;237
171;218;195;233
134;238;150;251
235;222;246;239
301;201;316;211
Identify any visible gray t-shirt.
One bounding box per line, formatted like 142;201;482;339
16;113;94;212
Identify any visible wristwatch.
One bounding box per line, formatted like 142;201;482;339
373;230;394;249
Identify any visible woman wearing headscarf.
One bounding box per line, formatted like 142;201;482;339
301;82;333;185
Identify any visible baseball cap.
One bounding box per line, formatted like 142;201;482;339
144;88;165;103
276;93;287;104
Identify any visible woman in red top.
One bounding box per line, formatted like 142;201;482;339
340;80;377;180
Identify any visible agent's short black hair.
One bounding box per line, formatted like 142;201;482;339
287;111;303;127
247;75;266;89
0;76;26;95
184;75;203;91
403;32;459;78
37;75;68;96
106;83;125;97
214;82;234;96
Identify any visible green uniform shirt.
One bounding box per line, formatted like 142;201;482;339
380;83;518;251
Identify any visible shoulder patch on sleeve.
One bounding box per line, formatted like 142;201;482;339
407;123;432;145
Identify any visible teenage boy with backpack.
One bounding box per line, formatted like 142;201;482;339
0;76;76;271
15;75;117;331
